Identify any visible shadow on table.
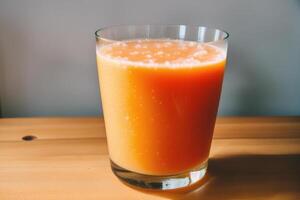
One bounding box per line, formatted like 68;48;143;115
127;154;300;200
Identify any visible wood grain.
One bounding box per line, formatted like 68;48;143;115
1;117;300;141
0;117;299;200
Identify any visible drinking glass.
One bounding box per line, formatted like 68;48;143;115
95;25;228;190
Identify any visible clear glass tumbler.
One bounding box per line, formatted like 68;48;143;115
95;25;228;190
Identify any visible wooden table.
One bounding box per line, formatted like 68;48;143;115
0;117;299;200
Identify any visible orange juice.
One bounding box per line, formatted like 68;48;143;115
97;39;225;175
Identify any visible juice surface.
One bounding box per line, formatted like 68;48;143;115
97;39;226;175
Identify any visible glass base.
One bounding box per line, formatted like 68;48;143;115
111;160;208;190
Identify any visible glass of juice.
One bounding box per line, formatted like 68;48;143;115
95;25;228;190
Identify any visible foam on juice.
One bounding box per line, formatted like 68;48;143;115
98;39;225;68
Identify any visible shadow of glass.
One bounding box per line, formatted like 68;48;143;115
125;154;300;199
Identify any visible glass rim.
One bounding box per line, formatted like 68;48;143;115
95;24;229;41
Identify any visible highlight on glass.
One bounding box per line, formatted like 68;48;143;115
95;25;228;190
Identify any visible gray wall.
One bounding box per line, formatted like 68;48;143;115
0;0;299;117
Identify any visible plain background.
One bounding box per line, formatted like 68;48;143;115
0;0;299;117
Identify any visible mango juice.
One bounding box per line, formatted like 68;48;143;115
97;39;225;175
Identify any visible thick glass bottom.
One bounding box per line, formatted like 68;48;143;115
111;160;208;190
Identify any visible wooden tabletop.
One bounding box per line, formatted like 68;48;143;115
0;117;299;200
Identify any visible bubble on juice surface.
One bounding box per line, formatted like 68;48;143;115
150;59;155;63
188;41;196;47
163;42;172;47
135;44;142;48
129;51;139;55
155;43;162;48
193;49;208;57
156;51;164;55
